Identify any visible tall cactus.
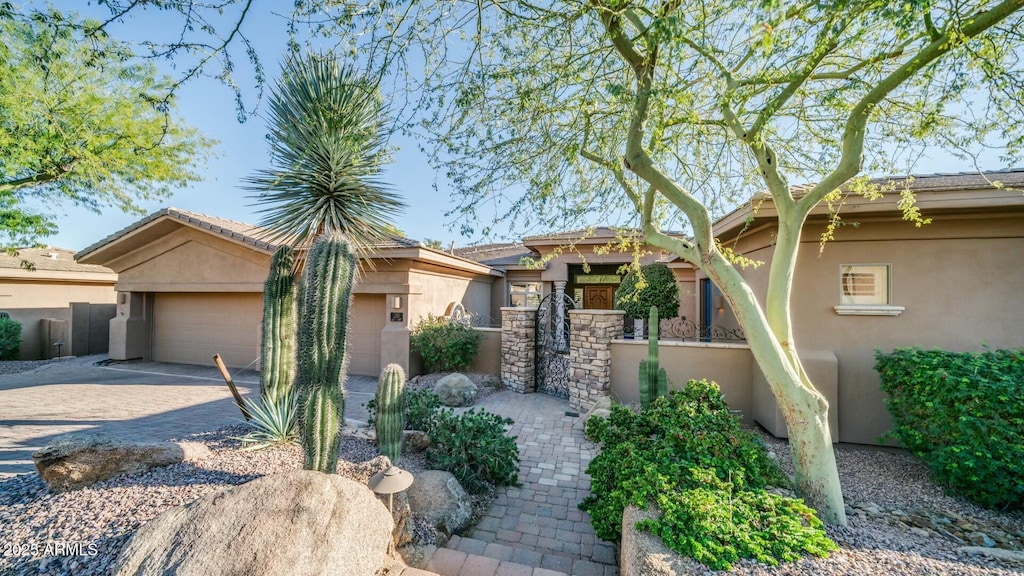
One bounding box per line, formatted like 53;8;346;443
638;305;669;408
375;363;406;462
296;233;357;473
260;245;297;404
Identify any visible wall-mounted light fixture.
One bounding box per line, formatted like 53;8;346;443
392;296;402;310
716;296;725;313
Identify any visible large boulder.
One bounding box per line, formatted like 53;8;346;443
406;470;472;535
433;373;477;407
621;504;703;576
115;470;394;576
32;432;211;492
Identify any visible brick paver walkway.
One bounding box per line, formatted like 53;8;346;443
417;391;619;576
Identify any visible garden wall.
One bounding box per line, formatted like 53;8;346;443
610;340;755;426
470;327;501;375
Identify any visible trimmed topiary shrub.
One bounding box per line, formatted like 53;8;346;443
581;379;836;570
426;407;520;493
614;262;679;319
0;317;22;360
875;347;1024;510
410;314;482;373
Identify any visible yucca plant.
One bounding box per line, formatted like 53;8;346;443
243;51;405;256
234;391;299;451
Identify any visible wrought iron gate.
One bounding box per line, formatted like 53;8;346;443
534;292;576;398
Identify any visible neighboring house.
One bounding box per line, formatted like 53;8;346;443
75;208;501;374
0;247;117;360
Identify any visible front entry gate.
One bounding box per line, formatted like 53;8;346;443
534;292;576;398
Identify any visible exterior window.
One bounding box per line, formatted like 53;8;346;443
509;281;543;307
840;264;890;305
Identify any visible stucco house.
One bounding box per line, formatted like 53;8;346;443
75;169;1023;445
0;247;117;360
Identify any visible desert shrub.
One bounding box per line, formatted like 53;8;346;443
581;379;835;570
0;317;22;360
235;391;298;451
426;407;520;493
410;314;482;373
366;388;442;431
614;262;679;319
875;347;1024;510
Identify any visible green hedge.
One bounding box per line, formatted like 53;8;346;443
875;347;1024;510
410;314;481;373
614;262;679;319
0;317;22;360
580;380;836;570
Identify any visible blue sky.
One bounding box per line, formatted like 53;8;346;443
32;2;1008;252
38;2;475;251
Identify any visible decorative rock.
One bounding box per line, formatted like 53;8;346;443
968;532;997;548
405;470;472;535
909;527;931;538
621;504;703;576
403;430;431;453
433;373;478;407
32;432;212;492
114;470;394;576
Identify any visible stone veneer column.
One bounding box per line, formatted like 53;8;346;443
501;307;537;394
568;309;624;412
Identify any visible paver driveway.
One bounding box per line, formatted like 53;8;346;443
0;356;376;477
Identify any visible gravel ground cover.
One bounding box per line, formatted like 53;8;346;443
706;430;1024;576
0;426;427;576
0;358;71;376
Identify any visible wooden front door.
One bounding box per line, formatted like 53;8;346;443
584;286;614;309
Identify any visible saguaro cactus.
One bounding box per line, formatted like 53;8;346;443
296;233;357;473
260;245;297;403
638;305;668;408
375;363;406;462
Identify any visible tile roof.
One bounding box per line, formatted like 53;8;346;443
453;242;535;266
0;247;114;275
77;207;423;259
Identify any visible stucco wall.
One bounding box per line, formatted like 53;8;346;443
731;214;1024;444
469;327;501;375
610;340;755;426
0;281;116;359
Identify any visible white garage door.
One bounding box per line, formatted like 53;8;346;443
348;295;385;376
153;293;262;369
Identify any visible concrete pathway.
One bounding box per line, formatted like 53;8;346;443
418;391;619;576
0;356;375;477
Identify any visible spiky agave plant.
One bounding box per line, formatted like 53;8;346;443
295;233;357;472
260;245;297;404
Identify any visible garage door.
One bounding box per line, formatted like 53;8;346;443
348;294;385;376
153;293;262;369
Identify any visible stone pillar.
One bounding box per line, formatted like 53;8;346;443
501;307;537;394
554;281;567;353
569;309;625;412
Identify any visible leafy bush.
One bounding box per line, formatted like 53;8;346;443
875;347;1024;510
614;262;679;319
426;407;521;493
0;317;22;360
366;388;442;431
581;379;835;570
411;314;482;373
235;391;298;451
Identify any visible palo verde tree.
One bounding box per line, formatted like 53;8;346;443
318;0;1023;524
0;8;210;246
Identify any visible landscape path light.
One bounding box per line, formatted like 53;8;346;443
368;465;414;513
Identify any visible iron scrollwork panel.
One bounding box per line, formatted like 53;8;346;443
534;292;576;398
